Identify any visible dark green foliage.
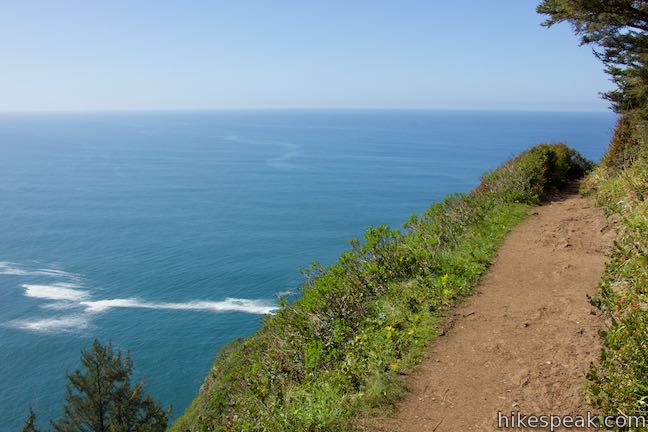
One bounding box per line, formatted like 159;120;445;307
171;144;591;432
49;339;169;432
477;142;592;204
602;112;643;170
537;0;648;116
21;408;41;432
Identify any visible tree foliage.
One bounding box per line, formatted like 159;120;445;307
21;408;41;432
537;0;648;115
24;340;169;432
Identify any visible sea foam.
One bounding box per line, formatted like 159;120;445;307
22;283;88;301
4;261;277;334
81;298;277;315
0;261;79;279
7;315;90;332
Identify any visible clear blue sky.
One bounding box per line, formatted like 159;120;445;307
0;0;613;112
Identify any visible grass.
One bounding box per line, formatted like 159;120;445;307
581;110;648;430
171;143;592;432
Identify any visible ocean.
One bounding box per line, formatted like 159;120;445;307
0;110;616;429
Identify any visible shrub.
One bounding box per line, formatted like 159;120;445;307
601;113;644;172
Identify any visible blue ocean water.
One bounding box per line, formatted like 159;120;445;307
0;110;615;430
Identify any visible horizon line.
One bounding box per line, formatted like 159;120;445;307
0;106;614;115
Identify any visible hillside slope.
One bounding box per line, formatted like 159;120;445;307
171;144;593;431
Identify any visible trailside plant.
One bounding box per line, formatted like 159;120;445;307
582;112;648;430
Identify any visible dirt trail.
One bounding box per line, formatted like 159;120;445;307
372;186;614;432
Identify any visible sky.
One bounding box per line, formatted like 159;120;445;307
0;0;614;112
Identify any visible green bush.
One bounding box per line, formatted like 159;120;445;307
171;143;592;432
601;113;644;172
477;143;592;204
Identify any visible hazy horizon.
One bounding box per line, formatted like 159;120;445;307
0;106;615;114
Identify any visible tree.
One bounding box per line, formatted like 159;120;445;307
537;0;648;115
50;339;169;432
21;408;41;432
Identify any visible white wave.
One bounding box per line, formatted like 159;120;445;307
35;268;77;278
4;260;277;334
0;261;79;279
7;315;90;332
81;297;277;315
41;302;84;311
22;283;88;301
8;297;275;334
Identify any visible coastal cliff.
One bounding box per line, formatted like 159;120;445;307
171;144;593;431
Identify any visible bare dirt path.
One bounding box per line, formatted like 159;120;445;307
371;186;614;432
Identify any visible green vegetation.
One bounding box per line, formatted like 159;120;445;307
581;111;648;428
24;340;169;432
171;144;591;432
538;1;647;429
